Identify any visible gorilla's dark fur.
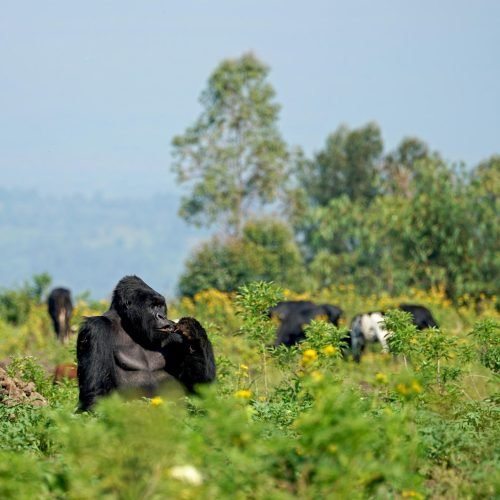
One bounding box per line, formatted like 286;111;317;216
47;287;73;344
76;275;216;411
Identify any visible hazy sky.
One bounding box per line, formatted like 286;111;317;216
1;1;499;199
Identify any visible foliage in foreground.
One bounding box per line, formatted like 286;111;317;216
0;282;499;498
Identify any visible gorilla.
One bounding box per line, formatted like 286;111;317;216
47;287;73;344
272;300;343;347
76;275;216;411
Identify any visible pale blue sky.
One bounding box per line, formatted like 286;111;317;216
1;1;499;198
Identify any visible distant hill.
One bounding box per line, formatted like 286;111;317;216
0;188;208;299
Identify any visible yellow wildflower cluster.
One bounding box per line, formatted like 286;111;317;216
150;396;164;407
73;299;109;320
395;381;422;396
282;289;312;301
375;372;388;384
401;490;423;499
322;345;337;356
310;370;324;382
235;389;252;399
192;288;235;316
302;349;318;363
411;381;423;393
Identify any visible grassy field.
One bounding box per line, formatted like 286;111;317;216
0;283;498;499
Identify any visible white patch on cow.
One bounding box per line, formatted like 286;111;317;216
58;307;67;338
350;311;390;361
360;312;389;352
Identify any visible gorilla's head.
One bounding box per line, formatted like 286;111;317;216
111;275;175;346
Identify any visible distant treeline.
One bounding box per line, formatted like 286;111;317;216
0;190;205;299
172;54;499;303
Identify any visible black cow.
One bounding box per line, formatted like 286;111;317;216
399;304;438;329
47;287;73;344
272;300;343;347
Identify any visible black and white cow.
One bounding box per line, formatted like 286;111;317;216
349;312;388;363
347;304;438;362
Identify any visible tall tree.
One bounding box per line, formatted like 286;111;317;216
382;137;431;197
171;53;289;236
297;122;383;207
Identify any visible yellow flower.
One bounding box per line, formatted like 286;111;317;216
375;372;388;384
322;345;337;356
239;364;249;372
411;381;423;393
302;349;318;363
328;444;338;453
310;370;324;381
235;389;252;399
402;490;423;499
150;396;164;406
396;383;409;396
313;314;329;322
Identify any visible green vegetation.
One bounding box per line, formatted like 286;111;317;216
173;54;499;301
178;219;307;297
0;52;498;498
172;52;289;236
0;282;498;498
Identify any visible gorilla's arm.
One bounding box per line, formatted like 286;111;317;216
77;316;117;411
165;317;216;392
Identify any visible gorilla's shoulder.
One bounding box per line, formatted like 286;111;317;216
79;315;113;336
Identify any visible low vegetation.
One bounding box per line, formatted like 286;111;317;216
0;280;498;498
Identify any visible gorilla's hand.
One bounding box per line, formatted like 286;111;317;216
160;331;185;348
175;317;209;342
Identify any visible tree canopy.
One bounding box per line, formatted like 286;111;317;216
172;54;499;303
171;53;289;236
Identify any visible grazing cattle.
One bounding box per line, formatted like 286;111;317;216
53;363;78;383
347;304;438;362
268;300;315;321
349;312;389;363
399;304;438;329
47;288;73;344
273;300;343;347
76;276;216;411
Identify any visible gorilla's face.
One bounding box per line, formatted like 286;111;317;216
112;275;176;346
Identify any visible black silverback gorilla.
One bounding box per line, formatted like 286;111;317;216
47;287;73;344
76;276;216;411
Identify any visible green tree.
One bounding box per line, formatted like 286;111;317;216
382;137;432;196
178;218;306;296
297;122;383;207
0;273;52;325
398;157;499;299
172;53;289;236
